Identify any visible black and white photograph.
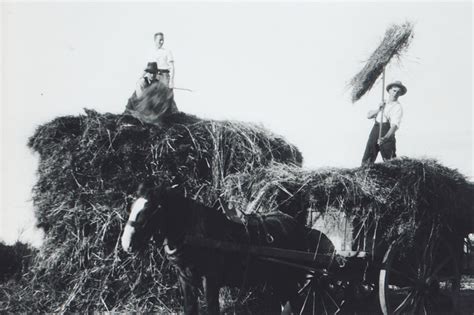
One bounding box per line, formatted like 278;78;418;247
1;1;473;314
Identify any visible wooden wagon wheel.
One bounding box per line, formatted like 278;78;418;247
379;236;460;315
293;270;351;315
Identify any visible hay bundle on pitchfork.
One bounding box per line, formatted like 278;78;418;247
350;21;414;140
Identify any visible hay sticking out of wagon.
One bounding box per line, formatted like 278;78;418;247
350;22;414;103
0;109;301;312
223;158;473;244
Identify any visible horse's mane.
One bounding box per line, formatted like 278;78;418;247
161;188;223;217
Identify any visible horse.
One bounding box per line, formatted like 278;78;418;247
121;185;335;314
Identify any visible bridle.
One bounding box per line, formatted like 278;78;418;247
126;220;144;229
125;198;166;243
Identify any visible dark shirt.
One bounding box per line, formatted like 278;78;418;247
125;80;178;124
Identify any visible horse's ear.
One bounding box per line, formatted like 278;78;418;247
137;181;154;197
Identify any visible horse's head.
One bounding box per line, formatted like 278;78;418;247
121;184;167;253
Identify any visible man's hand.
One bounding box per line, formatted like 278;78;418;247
377;137;387;145
367;101;386;119
168;81;174;89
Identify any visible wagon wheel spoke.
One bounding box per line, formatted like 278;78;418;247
397;286;414;291
430;256;453;278
420;245;431;278
299;283;312;315
423;304;428;315
324;289;341;311
321;293;329;315
424;237;441;277
418;294;429;315
304;273;318;282
298;279;313;295
418;297;426;314
392;290;414;315
411;291;424;314
385;266;419;284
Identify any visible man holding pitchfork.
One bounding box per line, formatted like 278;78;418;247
361;81;406;165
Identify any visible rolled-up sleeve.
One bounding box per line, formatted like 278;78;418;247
167;50;174;63
389;104;403;128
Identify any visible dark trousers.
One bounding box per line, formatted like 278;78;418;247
361;122;396;165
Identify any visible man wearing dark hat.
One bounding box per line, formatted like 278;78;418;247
124;61;178;122
135;62;159;98
361;81;407;165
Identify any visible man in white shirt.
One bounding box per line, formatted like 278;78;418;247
361;81;406;165
153;32;174;89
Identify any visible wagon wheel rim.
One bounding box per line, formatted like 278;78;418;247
379;235;460;315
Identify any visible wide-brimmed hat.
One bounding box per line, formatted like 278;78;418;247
386;81;407;96
144;62;158;74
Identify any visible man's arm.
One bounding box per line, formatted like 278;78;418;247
367;102;385;119
379;104;403;143
169;61;175;89
382;125;398;139
136;77;147;98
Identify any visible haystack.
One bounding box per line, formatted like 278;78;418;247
223;159;473;249
0;109;301;312
2;107;471;313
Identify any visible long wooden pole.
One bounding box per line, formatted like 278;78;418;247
378;69;386;141
184;236;338;268
173;87;193;92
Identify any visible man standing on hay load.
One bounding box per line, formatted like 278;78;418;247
151;32;175;89
361;81;406;165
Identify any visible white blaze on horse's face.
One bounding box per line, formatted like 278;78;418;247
121;197;148;253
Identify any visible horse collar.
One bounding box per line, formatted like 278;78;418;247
163;238;184;257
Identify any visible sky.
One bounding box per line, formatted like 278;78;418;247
1;1;472;247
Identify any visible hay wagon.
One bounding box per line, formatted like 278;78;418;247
184;210;463;315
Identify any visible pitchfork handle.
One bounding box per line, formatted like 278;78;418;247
378;69;386;141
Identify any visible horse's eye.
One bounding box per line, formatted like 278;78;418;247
126;196;135;213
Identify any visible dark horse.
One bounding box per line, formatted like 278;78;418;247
121;185;334;314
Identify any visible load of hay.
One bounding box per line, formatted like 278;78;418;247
224;159;473;249
350;22;414;103
0;109;301;312
1;107;472;313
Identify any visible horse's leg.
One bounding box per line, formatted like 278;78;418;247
179;272;199;315
275;279;300;315
281;301;293;315
203;274;220;315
